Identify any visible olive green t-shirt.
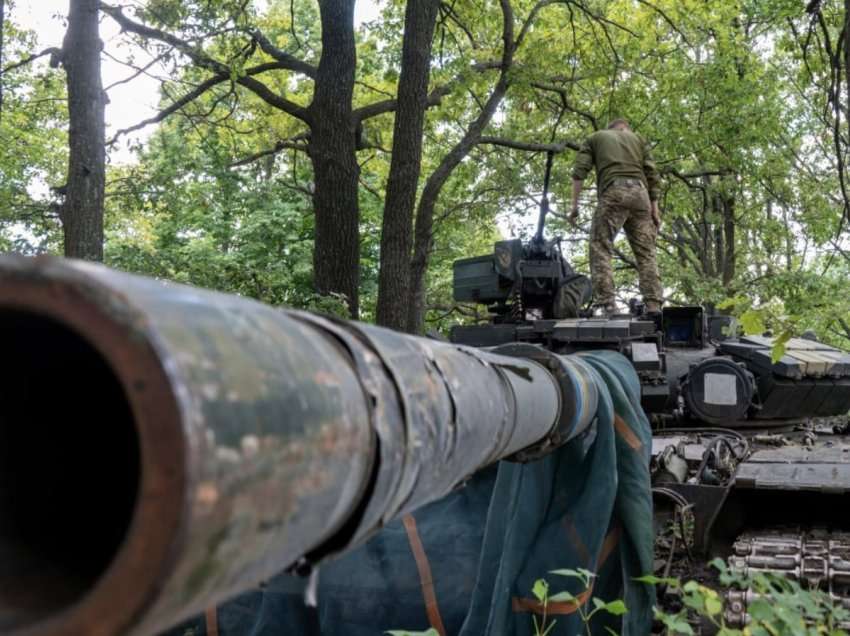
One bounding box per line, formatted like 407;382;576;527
571;129;660;201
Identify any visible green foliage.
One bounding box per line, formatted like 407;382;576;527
530;578;559;636
5;0;850;342
384;630;440;636
104;122;333;310
644;560;850;636
528;568;629;636
0;13;66;253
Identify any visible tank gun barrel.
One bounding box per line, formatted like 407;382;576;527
0;256;598;636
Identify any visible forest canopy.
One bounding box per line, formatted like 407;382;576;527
2;0;850;343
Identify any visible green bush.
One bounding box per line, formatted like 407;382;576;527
641;559;850;636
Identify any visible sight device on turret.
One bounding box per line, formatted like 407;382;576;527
452;150;592;324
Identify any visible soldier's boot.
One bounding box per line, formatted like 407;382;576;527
643;300;662;329
592;302;617;318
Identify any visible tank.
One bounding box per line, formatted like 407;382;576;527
450;235;850;626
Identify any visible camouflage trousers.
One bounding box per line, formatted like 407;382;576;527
589;182;663;309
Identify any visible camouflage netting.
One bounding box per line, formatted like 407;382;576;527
168;350;654;636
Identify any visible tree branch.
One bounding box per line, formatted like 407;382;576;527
567;0;638;38
0;47;62;76
107;75;227;145
477;136;579;152
515;0;555;48
230;134;310;167
107;61;305;144
102;3;311;122
531;80;598;129
635;0;692;47
103;50;171;91
352;60;502;123
440;2;478;49
250;29;316;78
236;75;310;120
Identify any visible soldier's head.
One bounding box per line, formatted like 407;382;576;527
607;118;630;131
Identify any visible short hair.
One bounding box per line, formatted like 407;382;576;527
607;118;630;130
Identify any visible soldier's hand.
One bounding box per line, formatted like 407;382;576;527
651;201;661;229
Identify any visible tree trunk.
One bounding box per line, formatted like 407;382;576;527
375;0;440;330
845;0;850;145
713;193;723;281
722;193;736;287
308;0;360;317
405;0;515;334
405;85;511;334
1;0;5;120
62;0;105;261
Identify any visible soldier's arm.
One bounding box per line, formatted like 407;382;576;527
642;138;661;202
570;137;594;219
642;137;662;226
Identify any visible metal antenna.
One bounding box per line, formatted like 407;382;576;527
534;150;556;243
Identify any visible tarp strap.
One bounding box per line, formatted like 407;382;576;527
563;516;591;565
511;526;622;616
204;606;219;636
614;414;642;450
402;514;447;636
511;587;594;615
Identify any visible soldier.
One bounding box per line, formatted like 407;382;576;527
569;118;663;317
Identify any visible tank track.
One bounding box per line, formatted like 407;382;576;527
723;529;850;627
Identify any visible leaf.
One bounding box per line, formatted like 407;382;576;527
548;591;576;602
601;599;628;616
532;579;549;603
654;608;695;636
739;309;766;335
549;568;582;579
705;594;723;616
634;574;679;586
748;598;776;623
771;330;792;363
717;296;747;311
682;581;700;593
385;630;440;636
682;592;705;613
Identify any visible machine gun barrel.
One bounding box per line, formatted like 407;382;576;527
0;256;598;636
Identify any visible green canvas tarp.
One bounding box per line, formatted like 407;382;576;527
169;350;654;636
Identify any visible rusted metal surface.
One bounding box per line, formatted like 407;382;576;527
0;256;600;636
